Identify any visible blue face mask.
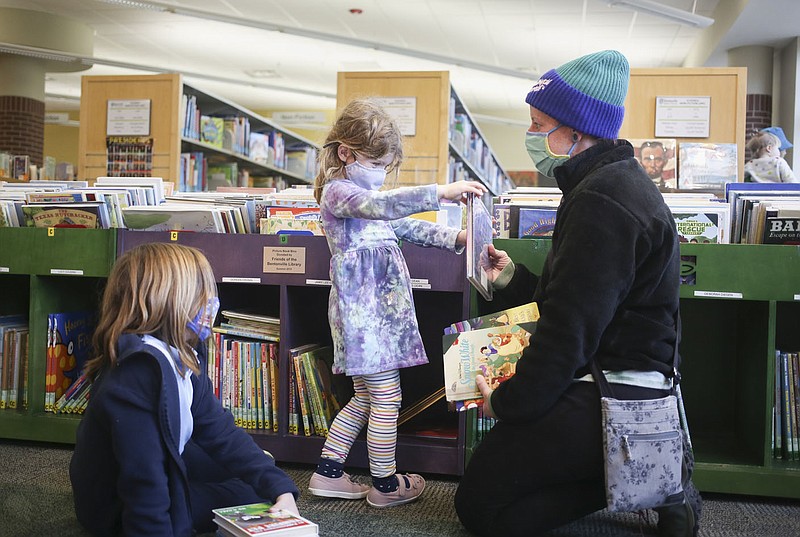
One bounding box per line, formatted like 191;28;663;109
345;160;387;190
525;124;577;178
187;296;219;342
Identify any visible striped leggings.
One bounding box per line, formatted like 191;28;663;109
320;369;401;478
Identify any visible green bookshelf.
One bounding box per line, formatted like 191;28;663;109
0;228;115;443
483;239;800;499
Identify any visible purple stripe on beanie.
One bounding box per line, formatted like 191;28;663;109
525;70;625;140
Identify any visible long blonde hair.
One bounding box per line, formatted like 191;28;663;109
84;242;217;379
313;98;404;203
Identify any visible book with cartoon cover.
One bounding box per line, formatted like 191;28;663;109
212;502;318;536
442;321;536;402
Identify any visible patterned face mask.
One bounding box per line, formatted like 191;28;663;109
345;160;387;190
525;124;576;178
187;296;219;341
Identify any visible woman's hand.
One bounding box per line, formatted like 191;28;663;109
475;375;497;419
437;180;487;202
481;244;511;282
270;492;299;516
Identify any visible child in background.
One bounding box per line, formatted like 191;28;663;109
70;243;300;536
745;130;796;182
308;98;487;508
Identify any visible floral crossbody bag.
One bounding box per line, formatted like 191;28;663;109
590;311;692;512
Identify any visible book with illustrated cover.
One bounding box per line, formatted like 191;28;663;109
517;207;557;238
46;311;95;412
671;210;725;243
21;203;107;228
630;138;677;188
678;143;738;190
442;321;536;402
466;194;493;301
212;502;318;536
444;302;540;335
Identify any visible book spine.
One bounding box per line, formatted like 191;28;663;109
269;344;279;432
293;354;313;436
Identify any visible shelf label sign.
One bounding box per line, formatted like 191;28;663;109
263;246;306;274
655;96;710;138
222;277;261;283
107;99;151;136
51;268;84;276
410;278;431;289
306;279;332;286
373;97;417;136
693;290;743;299
0;267;9;273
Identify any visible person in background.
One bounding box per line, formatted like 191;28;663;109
308;98;486;508
70;243;300;536
761;126;793;157
454;50;701;537
745;130;796;183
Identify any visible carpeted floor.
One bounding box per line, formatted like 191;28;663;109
2;439;800;537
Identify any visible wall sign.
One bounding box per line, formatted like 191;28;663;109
373;97;417;136
655;96;710;138
107;99;151;135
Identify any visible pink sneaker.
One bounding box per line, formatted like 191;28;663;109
366;473;425;508
308;472;369;499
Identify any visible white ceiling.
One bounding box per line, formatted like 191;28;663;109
1;0;798;123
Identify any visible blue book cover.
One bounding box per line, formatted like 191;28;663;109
518;207;557;238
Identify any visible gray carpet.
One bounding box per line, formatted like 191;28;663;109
2;439;800;537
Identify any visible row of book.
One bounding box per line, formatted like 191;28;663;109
495;183;800;245
0;316;28;411
448;98;509;194
45;311;95;413
774;349;800;461
0;154;70;182
629;138;739;190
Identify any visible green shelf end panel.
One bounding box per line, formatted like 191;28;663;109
0;228;117;277
0;412;81;444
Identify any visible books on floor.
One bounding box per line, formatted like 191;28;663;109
213;503;318;536
442;302;539;403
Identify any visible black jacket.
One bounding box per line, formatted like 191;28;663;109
491;140;680;423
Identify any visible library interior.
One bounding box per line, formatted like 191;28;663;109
3;1;800;536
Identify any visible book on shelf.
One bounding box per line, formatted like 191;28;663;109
259;217;324;236
0;315;29;410
670;206;730;244
465;194;493;301
200;116;225;148
21;202;110;229
286;344;345;438
677;142;738;190
442;303;539;403
45;311;95;413
122;205;229;233
517;206;558;238
630;138;677;189
212;503;318;536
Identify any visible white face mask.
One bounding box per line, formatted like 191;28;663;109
345;160;387;190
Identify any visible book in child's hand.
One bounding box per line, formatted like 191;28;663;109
444;302;540;334
212;503;318;536
442;322;535;402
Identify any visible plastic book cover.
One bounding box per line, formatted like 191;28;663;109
517;207;557;238
672;211;721;243
122;206;224;233
442;322;535;402
466;194;493;301
48;311;95;403
21;203;103;228
678;143;738;189
212;502;318;536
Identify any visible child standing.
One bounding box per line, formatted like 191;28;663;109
307;99;487;508
745;130;797;182
70;243;300;536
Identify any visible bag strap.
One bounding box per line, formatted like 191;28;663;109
590;307;681;399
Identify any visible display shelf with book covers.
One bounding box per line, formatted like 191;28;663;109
487;238;800;499
116;230;474;475
0;228;115;443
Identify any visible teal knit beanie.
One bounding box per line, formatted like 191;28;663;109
525;50;630;139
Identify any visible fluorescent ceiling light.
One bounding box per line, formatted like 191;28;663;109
97;0;535;81
607;0;714;28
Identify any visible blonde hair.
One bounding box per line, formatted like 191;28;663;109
313;98;404;203
747;131;780;158
84;243;217;379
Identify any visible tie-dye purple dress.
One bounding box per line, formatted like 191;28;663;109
320;179;463;376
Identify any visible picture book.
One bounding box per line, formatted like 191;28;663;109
517;207;557;238
46;311;95;411
442;321;536;402
678;143;738;190
466;194;493;301
671;209;728;244
212;502;318;536
630;138;677;189
121;205;226;233
21;203;106;228
444;302;540;335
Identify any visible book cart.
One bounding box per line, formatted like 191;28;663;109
0;227;115;442
477;238;800;500
78;73;319;189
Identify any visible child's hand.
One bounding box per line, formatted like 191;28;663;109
437;180;487;202
270;492;299;516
